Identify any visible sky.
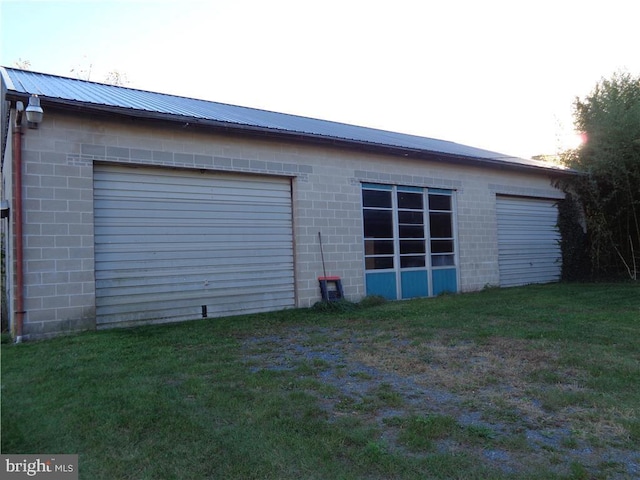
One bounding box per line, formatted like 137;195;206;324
1;0;639;159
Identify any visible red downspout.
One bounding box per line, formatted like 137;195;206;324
12;107;24;342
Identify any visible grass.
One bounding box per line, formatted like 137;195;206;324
2;282;639;479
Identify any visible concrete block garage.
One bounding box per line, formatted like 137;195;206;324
0;67;571;340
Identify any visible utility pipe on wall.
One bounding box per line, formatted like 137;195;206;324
12;102;24;342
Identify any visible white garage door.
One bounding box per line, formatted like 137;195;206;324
496;196;561;287
94;165;294;327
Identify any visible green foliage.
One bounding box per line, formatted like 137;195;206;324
311;295;387;313
2;283;638;478
556;194;589;280
624;419;640;443
558;71;640;279
397;415;458;451
358;295;388;308
311;299;358;312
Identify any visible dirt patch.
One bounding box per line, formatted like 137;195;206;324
242;326;639;478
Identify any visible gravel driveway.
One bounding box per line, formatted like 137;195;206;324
243;325;639;479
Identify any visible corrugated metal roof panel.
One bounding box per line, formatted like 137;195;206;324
1;66;566;171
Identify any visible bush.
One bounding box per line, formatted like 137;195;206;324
558;72;640;280
311;299;358;313
557;193;590;281
311;295;387;313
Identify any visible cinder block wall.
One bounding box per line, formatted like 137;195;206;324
14;110;562;338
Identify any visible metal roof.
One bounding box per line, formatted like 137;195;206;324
1;66;569;173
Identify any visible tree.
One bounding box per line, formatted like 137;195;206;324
13;58;31;69
12;58;129;86
103;70;129;86
72;66;129;86
558;72;640;279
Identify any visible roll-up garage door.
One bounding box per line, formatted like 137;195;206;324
496;196;561;287
94;165;294;327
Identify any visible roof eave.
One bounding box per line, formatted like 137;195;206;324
5;91;577;177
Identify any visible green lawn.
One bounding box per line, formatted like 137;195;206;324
2;282;639;479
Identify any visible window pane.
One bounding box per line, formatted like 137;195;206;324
363;189;392;208
429;194;451;211
365;240;394;255
366;256;394;270
364;210;393;238
398;211;423;225
397;191;423;209
401;256;426;268
399;224;424;238
431;240;454;254
431;254;455;267
400;240;426;254
429;212;452;238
